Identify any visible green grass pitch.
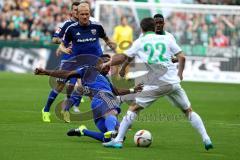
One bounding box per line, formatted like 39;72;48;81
0;72;239;160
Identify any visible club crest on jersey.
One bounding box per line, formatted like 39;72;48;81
91;29;97;35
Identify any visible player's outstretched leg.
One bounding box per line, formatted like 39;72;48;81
186;109;213;150
67;125;87;136
67;125;114;142
103;109;138;148
103;114;119;139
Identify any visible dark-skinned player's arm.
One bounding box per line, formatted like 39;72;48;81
169;37;185;80
102;38;139;73
111;83;144;96
175;51;185;81
102;54;129;69
34;68;79;79
119;57;134;77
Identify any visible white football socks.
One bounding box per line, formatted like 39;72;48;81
114;110;137;142
189;111;210;141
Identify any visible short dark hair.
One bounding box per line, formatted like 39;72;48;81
140;17;155;32
153;14;164;21
101;54;111;58
100;54;111;63
71;1;80;9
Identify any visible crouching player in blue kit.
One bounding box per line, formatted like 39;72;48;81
35;55;143;142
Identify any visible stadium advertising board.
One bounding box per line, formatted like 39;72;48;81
0;47;50;73
183;56;240;84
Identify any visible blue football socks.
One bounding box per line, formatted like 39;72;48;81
43;90;59;112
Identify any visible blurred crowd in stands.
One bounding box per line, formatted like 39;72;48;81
0;0;239;47
0;0;95;43
165;13;240;47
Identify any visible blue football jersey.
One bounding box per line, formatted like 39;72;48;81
75;66;113;95
53;18;77;39
63;21;106;59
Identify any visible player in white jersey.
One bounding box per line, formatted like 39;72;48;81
102;17;213;150
119;14;177;78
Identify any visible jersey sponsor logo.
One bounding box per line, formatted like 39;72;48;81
77;38;97;43
91;29;97;35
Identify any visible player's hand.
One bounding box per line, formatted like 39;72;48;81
56;47;62;57
134;83;144;93
119;67;126;77
171;56;178;63
64;46;72;54
34;68;46;75
59;43;72;54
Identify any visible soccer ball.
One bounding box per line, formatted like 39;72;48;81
134;130;152;147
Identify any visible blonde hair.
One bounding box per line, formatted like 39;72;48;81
78;2;90;12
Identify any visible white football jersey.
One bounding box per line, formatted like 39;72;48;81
165;31;176;42
124;32;182;85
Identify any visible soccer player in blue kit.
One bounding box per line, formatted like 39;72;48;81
42;1;81;122
35;54;143;142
